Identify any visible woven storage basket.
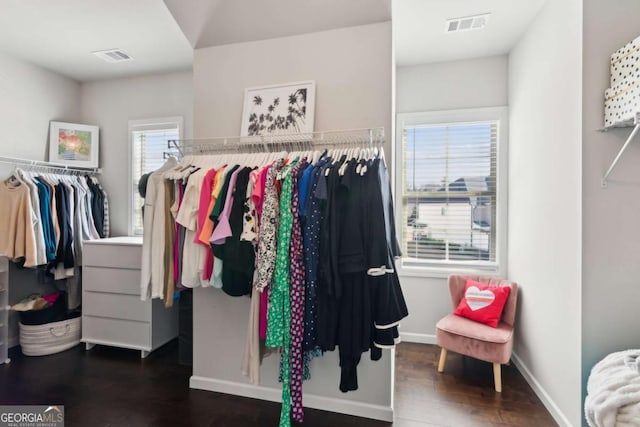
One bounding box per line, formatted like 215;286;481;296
19;317;81;356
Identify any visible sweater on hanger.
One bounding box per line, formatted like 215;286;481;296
0;180;37;267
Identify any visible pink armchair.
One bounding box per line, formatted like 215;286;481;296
436;275;518;392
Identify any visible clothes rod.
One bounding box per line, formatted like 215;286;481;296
0;156;101;174
170;127;385;146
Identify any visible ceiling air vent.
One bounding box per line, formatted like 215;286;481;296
92;49;134;63
445;13;491;33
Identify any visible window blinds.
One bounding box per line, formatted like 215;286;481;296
131;127;180;234
400;121;498;264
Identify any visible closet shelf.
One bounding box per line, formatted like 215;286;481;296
0;155;101;174
601;112;640;188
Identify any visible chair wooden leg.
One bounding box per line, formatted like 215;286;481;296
437;348;447;373
493;363;502;392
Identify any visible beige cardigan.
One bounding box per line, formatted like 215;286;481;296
0;180;37;267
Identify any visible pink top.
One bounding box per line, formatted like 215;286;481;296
196;168;217;280
210;168;241;244
195;168;217;243
252;164;271;219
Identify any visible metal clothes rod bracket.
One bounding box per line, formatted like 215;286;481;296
601;114;640;188
167;140;183;156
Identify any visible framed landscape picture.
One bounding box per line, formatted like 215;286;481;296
48;121;99;168
240;81;316;136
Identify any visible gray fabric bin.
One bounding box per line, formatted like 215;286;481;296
19;317;81;356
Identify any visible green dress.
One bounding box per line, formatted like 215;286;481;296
266;160;297;427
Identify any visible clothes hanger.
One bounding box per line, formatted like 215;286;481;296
339;143;353;176
6;166;24;187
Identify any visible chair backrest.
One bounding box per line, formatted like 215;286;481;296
448;275;519;327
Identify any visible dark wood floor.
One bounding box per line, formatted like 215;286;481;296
0;341;556;427
394;343;556;427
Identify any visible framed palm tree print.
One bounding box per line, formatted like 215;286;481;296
240;81;316;136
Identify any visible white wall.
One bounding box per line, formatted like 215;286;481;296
508;0;582;425
0;51;81;162
194;23;392;148
0;51;82;346
396;55;508;114
192;22;394;413
81;71;193;236
395;55;508;342
581;0;640;420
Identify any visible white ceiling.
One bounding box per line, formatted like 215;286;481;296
0;0;192;82
163;0;391;49
394;0;546;66
0;0;543;81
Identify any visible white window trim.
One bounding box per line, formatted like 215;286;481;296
127;116;183;236
394;107;508;279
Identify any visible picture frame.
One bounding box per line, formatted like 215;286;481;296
240;81;316;136
48;121;100;168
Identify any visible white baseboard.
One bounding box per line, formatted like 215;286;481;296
511;352;573;427
400;332;437;345
190;376;394;422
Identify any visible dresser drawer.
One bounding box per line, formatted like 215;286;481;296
83;316;150;349
83;291;150;322
83;243;142;269
84;267;141;296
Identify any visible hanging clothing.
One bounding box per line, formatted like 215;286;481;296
267;159;297;427
221;167;254;297
141;143;409;425
288;159;308;423
0;179;37;267
316;160;342;352
196;166;222;283
163;179;177;307
177;168;209;288
209;165;240;288
33;177;56;262
1;168;108;312
301;159;329;355
16;170;46;266
240;168;260;244
140;157;177;300
255;159;285;292
54;183;74;270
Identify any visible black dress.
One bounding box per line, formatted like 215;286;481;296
222;167;255;296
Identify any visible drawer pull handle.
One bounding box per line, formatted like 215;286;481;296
49;324;70;337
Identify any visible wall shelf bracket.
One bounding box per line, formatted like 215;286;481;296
601;113;640;188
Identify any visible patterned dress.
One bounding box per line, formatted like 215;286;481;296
266;160;297;427
302;160;329;356
288;160;308;422
255;159;285;292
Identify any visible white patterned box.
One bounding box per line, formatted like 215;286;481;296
610;35;640;87
604;80;640;127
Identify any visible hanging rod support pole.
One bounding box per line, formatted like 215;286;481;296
602;122;640;188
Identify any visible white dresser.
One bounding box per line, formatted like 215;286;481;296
82;236;178;358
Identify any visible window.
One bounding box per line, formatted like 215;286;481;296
395;107;507;275
128;117;183;235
